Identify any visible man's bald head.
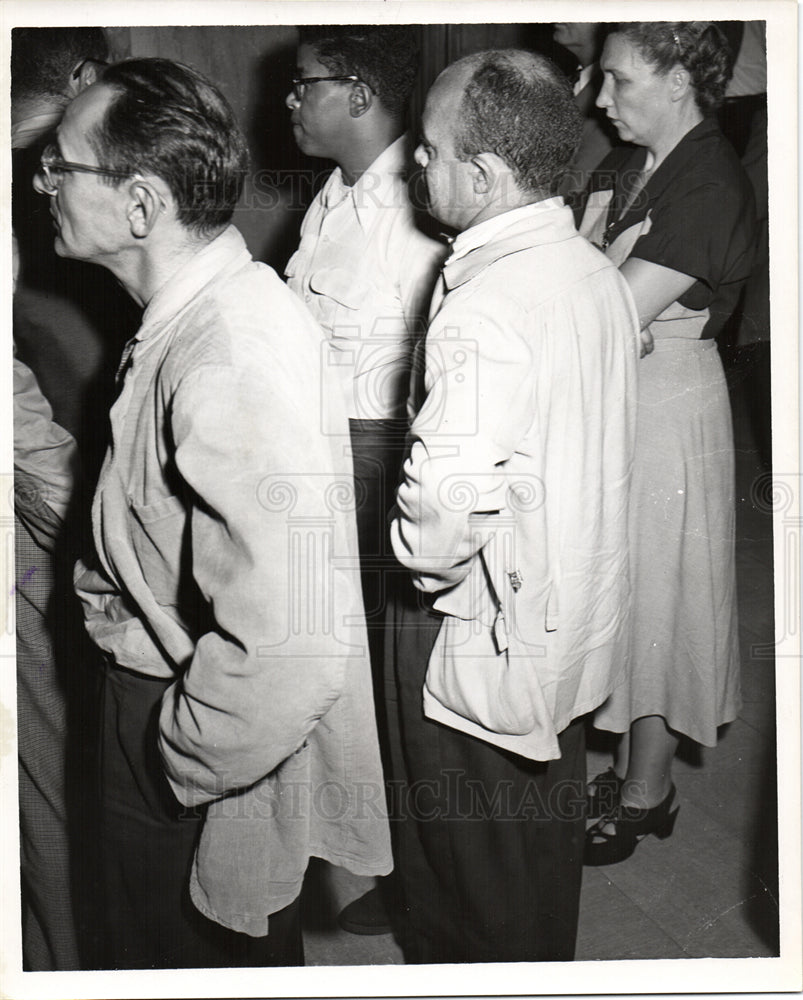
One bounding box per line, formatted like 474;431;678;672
438;49;582;199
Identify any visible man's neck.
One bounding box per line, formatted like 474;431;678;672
108;231;220;309
337;121;403;187
462;188;550;232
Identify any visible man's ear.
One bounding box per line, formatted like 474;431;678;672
470;153;495;195
126;179;169;239
472;152;513;199
67;58;103;97
348;82;373;119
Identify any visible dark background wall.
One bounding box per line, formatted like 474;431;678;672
9;22;583;491
102;24;574;272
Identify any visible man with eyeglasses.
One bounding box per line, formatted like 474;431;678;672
11;26;122;971
33;57;391;969
285;23;446;937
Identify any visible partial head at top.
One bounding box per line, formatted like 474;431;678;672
12;26;109;130
553;22;610;69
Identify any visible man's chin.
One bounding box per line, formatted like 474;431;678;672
293;131;328;160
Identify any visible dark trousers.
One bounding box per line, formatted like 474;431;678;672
385;581;586;964
349;418;408;757
349;419;408;667
97;663;303;970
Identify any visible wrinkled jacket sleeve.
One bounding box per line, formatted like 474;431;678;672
158;362;347;806
13;355;78;548
390;288;535;592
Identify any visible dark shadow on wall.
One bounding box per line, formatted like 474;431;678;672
245;40;335;272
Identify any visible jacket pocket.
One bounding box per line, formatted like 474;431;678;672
425;612;546;736
128;494;187;608
427;552;548;737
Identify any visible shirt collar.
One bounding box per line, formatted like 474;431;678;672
443;198;576;291
449;198;565;262
321;134;409;231
575;63;595;97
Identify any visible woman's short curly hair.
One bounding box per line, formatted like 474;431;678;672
612;21;735;114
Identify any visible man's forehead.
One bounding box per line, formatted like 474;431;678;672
296;43;326;73
425;68;467;130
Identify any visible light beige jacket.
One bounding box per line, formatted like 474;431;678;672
392;201;640;761
75;226;392;935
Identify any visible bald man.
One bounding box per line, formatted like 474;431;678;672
386;50;639;963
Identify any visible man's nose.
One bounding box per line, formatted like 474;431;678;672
285;89;300;110
596;78;611;109
413;145;428;168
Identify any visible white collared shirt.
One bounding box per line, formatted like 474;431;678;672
447;199;564;266
285;135;447;420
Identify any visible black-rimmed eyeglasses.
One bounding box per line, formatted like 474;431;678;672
290;75;372;101
37;143;132;194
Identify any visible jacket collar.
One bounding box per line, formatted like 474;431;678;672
137;225;251;342
443;199;577;291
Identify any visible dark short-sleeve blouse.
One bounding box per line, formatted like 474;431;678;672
583;118;757;337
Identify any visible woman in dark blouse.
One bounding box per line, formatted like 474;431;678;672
580;21;757;865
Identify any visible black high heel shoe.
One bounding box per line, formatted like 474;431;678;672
584;785;679;866
586;766;624;820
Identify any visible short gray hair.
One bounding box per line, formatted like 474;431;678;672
454;50;583;196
